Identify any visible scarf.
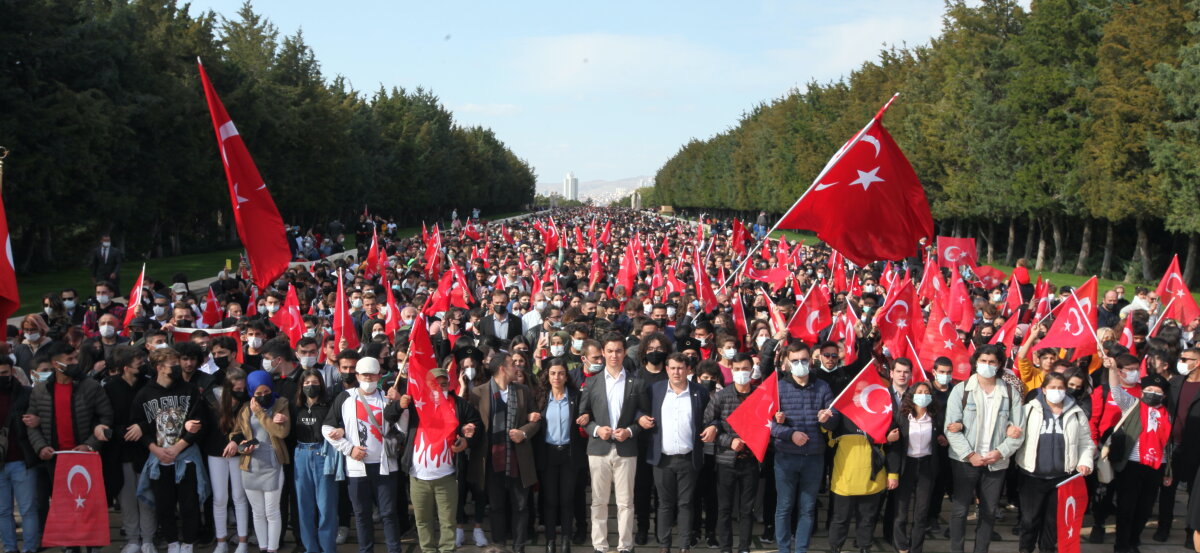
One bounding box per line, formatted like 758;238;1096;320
1139;402;1171;469
489;380;520;479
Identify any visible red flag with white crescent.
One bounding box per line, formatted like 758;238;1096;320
830;361;894;443
0;190;18;323
201;286;223;328
333;272;360;350
788;286;831;344
198;60;291;290
1118;315;1138;356
407;316;459;466
271;284;305;347
920;299;972;380
1035;277;1098;360
43;452;109;546
1156;254;1200;325
937;236;978;270
121;264;146;336
1057;474;1088;553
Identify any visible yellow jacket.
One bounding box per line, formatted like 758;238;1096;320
1017;357;1043;392
829;433;895;496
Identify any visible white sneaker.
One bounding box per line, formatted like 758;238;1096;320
141;543;158;553
212;542;228;553
166;543;179;553
233;542;249;553
179;545;192;553
455;528;464;548
122;543;141;553
336;527;349;545
473;527;488;547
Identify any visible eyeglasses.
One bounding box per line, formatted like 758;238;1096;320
1183;358;1199;363
820;353;838;359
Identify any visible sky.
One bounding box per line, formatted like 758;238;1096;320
187;1;959;184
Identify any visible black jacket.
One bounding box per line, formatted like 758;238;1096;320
639;379;709;470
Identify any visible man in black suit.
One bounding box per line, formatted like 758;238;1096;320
88;234;124;293
579;333;643;553
479;290;523;350
638;353;713;553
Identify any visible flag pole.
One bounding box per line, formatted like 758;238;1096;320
907;335;929;382
722;93;900;290
0;146;8;194
1057;471;1087;488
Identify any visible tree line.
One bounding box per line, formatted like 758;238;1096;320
651;0;1200;284
0;0;536;273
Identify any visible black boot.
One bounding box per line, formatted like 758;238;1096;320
560;535;571;553
546;539;557;553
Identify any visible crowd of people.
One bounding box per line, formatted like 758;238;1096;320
5;206;1200;553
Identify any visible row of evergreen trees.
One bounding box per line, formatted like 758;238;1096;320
651;0;1200;283
0;0;535;272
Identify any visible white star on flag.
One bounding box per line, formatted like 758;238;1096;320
943;339;955;350
851;167;884;190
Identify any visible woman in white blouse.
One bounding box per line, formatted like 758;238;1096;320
888;381;943;553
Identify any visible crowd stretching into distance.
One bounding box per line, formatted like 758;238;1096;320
10;207;1200;553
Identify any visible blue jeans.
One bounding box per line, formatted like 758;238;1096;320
0;462;39;552
294;444;337;553
774;453;823;553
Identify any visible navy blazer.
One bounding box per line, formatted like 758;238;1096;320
640;379;709;470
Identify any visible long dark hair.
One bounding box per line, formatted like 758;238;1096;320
900;381;939;420
218;367;247;434
295;368;328;406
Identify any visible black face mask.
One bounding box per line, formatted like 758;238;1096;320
302;385;321;399
60;363;87;381
699;380;717;392
1069;387;1087;400
654;317;669;327
1142;391;1165;407
0;375;13;391
493;305;507;315
232;389;250;402
644;351;668;366
255;394;276;409
214;356;231;371
177;320;194;327
340;372;358;387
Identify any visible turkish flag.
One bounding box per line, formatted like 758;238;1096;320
916;254;943;303
199;286;222;328
945;270;973;332
937;236;978;270
172;326;238;344
271;284;305;347
875;278;920;357
406;316;459;467
725;371;779;462
599;220;612;245
743;265;792;292
975;265;1007;289
990;313;1020;353
333;272;360;350
1004;276;1024;317
501;224;514;245
901;336;928;383
1035;277;1099;360
789;285;831;344
43;452;109;546
198;60;291;290
364;229;380;280
920;299;972;380
831;361;895;444
462;221;483;242
775;95;933;266
1033;276;1052;321
693;249;719;313
832;260;848;294
1118;314;1138;356
121;264;146;336
1057;474;1088;553
1156;255;1200;325
0;191;18;322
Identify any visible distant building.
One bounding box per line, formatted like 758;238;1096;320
563;172;579;201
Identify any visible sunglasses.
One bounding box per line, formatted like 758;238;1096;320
820;353;838;359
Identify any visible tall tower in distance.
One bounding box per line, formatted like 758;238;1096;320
563;172;578;201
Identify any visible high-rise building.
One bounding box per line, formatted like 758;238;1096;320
563;172;578;201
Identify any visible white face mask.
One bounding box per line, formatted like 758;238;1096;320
721;348;736;360
552;300;564;309
913;393;933;408
24;332;40;342
358;379;378;393
535;301;547;312
63;299;76;310
299;356;317;369
266;304;279;314
790;359;809;377
975;363;997;379
153;342;169;350
372;331;385;340
992;293;1003;302
550;345;565;357
571;338;584;351
1123;369;1140;384
935;373;953;387
586;363;604;374
42;307;52;317
755;336;768;349
152;305;167;317
732;371;751;386
666;306;677;318
96;294;111;305
102;241;111;248
1178;361;1192;376
351;299;363;309
463;366;477;381
643;303;653;314
862;284;875;294
1045;388;1066;404
247;336;264;350
697;337;707;347
262;358;275;373
98;324;116;338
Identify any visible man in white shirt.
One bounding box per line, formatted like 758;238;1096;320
638;353;714;552
322;358;402;553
